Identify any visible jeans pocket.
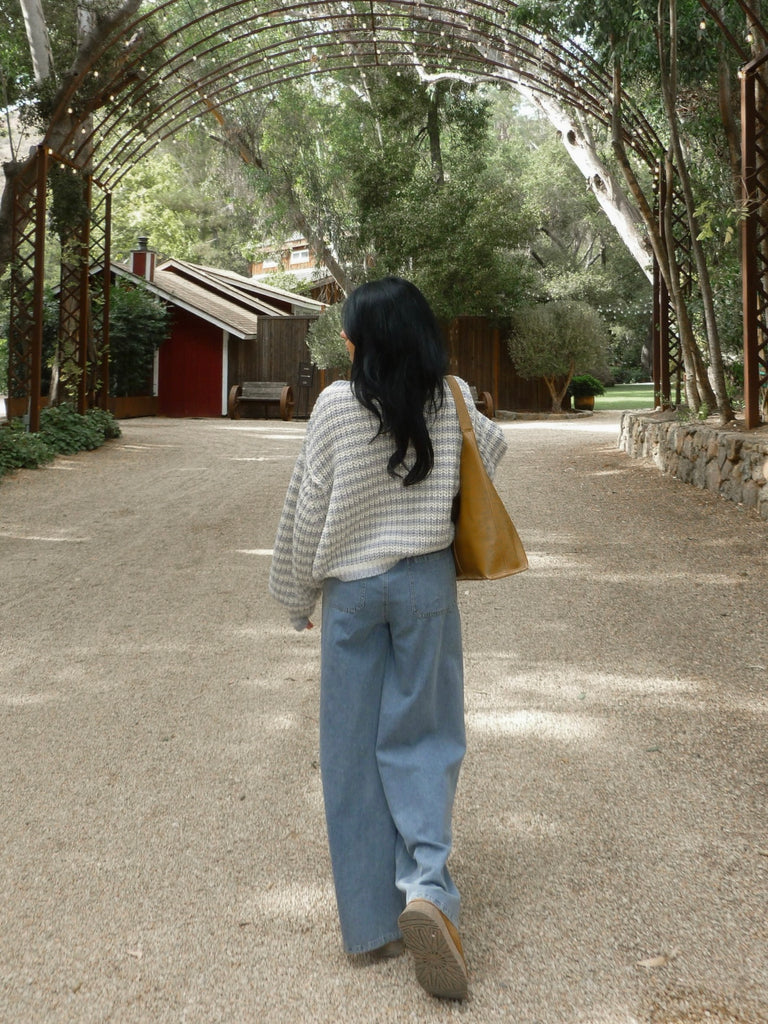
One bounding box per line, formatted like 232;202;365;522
408;553;456;619
324;576;368;614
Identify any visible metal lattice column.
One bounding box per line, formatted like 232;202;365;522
653;159;689;408
8;146;47;432
89;188;112;409
56;185;91;415
741;50;768;428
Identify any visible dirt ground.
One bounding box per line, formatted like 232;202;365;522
1;412;767;1024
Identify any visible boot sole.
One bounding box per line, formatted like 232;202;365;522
398;900;468;1000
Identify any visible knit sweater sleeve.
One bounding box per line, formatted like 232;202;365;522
268;388;341;628
268;438;329;629
459;378;508;478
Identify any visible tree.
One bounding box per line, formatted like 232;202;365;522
414;0;741;421
108;280;169;396
0;0;144;275
508;300;610;412
306;303;345;369
492;92;650;375
347;74;535;319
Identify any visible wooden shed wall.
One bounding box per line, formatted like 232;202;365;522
443;316;552;413
228;314;551;417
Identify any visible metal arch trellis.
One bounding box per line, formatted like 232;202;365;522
51;0;664;181
10;0;698;427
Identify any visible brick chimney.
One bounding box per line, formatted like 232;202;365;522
129;236;156;282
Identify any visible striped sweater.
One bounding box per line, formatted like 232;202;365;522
268;376;508;628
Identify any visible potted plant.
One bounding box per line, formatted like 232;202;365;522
568;373;605;410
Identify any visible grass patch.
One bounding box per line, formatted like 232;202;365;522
595;382;655;410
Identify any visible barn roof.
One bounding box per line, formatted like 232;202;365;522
112;257;324;340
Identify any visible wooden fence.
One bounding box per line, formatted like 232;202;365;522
227;314;551;418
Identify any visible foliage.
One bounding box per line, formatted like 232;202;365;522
568;374;606;398
0;405;119;480
253;270;311;295
0;334;6;395
508;300;610;412
39;403;120;454
108;281;170;397
0;420;55;476
48;165;91;243
306;304;346;370
111;141;260;274
348;75;534;319
491;94;650;376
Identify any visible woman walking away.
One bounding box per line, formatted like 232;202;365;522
269;276;507;1001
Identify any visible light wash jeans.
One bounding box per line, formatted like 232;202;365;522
320;546;465;954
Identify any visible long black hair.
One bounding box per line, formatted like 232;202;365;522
342;276;448;486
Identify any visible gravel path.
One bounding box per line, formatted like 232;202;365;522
1;412;767;1024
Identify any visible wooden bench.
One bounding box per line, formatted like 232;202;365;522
228;382;295;420
469;385;495;419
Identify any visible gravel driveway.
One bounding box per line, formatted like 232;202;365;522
1;412;767;1023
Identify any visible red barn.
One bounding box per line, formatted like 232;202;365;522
115;241;324;418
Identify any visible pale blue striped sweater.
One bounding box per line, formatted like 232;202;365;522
269;377;507;628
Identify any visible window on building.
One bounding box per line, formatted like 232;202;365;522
289;248;310;264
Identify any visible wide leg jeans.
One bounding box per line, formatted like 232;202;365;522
320;546;465;954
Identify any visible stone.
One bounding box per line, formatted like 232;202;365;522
621;412;768;521
741;480;759;508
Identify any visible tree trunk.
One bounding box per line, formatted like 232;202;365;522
0;0;142;282
426;86;445;185
661;156;704;410
530;93;654;280
18;0;53;84
717;53;741;202
544;359;574;413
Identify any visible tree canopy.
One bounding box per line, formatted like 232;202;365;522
0;0;761;420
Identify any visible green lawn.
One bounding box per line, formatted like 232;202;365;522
595;382;655;410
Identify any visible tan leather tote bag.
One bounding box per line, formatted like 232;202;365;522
446;375;529;581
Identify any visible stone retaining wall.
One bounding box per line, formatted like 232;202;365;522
619;412;768;520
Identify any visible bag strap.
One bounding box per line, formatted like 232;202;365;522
445;375;474;435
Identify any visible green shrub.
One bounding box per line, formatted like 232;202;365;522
84;407;122;440
39;404;106;453
0;405;120;481
567;373;606;398
0;421;55;477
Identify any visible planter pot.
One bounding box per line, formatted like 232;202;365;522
5;395;50;419
108;396;159;418
573;394;595;411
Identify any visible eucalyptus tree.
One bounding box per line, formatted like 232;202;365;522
0;0;146;274
492;92;650;369
507;0;744;419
